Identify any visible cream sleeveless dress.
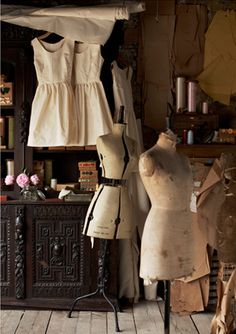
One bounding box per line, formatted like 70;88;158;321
27;38;78;147
74;43;113;146
111;61;150;301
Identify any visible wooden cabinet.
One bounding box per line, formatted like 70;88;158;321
0;201;117;310
0;22;118;312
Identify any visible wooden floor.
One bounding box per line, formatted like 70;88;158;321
0;300;214;334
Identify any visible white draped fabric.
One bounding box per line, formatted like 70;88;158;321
1;2;145;44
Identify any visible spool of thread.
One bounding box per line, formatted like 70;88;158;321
176;77;186;113
202;102;208;114
182;130;187;144
187;81;197;112
187;130;194;145
50;178;57;190
6;159;14;175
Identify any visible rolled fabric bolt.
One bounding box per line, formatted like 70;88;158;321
188;81;197;112
6;159;14;175
187;130;194;145
202;102;208;114
176;77;186;113
50;178;57;190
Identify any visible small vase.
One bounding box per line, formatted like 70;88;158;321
20;185;39;201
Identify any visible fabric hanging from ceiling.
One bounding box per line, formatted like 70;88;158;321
197;10;236;105
1;2;145;44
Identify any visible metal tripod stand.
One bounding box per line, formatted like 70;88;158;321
68;239;120;332
164;280;170;334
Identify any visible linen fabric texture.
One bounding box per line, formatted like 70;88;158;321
197;10;236;105
28;38;113;147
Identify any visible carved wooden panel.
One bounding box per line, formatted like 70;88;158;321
15;206;25;299
0;206;11;297
31;204;89;298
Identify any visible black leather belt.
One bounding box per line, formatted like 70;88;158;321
101;177;127;187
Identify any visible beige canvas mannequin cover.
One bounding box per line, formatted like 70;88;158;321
83;122;138;240
139;130;194;282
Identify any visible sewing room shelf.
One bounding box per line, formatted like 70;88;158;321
1;38;35;200
177;143;236;159
1;21;119;312
1;23;99;200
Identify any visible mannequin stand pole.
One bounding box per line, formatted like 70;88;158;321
164;280;170;334
68;239;120;332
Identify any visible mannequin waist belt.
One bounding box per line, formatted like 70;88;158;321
101;177;127;187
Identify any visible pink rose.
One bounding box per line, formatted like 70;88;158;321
30;174;40;186
5;175;15;185
16;173;30;188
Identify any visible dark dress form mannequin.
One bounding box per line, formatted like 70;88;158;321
83;108;138;239
139;130;194;283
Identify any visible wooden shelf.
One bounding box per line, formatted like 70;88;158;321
177;143;236;158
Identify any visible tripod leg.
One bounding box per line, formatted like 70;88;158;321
68;288;99;318
102;290;120;332
164;280;170;334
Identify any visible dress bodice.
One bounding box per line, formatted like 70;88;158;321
97;128;138;180
32;38;74;84
74;43;103;84
139;146;193;211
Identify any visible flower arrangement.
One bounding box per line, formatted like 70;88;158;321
4;169;42;201
5;171;40;188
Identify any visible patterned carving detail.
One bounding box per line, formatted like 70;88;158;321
0;245;7;269
32;285;81;298
0;206;11;297
33;205;87;219
0;286;9;297
15;206;25;299
0;218;10;284
50;236;65;266
32;204;89;298
42;227;49;237
72;242;80;263
98;240;110;290
66;267;74;275
0;205;11;218
20;100;31;143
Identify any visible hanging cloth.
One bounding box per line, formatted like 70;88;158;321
73;43;113;146
111;61;150;302
1;3;145;45
197;10;236;105
27;38;78;147
171;4;208;78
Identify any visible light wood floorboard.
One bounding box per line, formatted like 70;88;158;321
0;301;214;334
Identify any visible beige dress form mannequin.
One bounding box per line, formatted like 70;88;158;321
139;131;194;283
83;122;138;239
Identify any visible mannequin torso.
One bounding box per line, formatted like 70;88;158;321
139;132;194;282
83;123;138;239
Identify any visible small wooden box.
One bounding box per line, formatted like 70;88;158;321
172;113;219;137
0;82;13;106
218;129;236;144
